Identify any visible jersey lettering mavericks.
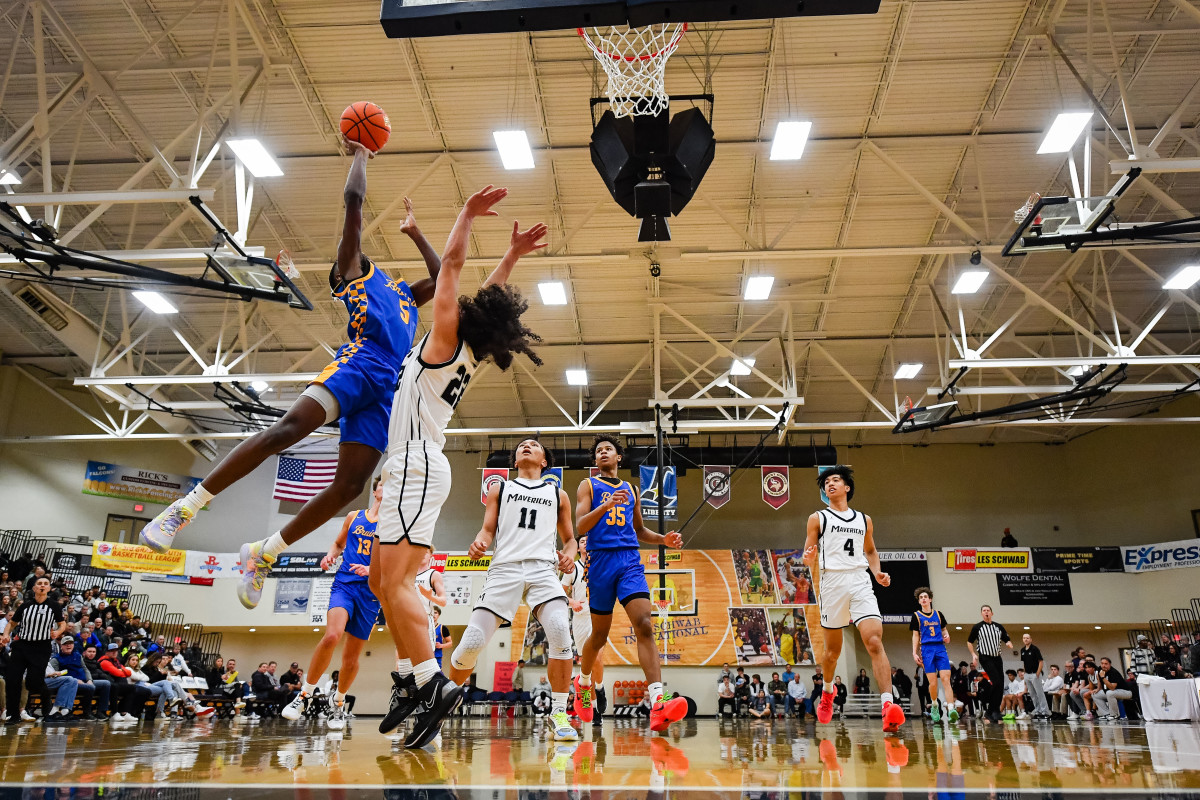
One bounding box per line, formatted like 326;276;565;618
816;507;868;572
493;478;560;565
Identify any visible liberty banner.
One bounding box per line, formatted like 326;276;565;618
761;466;790;510
481;468;508;505
639;465;677;521
703;465;731;509
83;460;203;507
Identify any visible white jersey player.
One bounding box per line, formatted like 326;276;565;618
366;184;549;749
414;553;446;647
803;465;905;733
560;533;607;724
446;438;579;741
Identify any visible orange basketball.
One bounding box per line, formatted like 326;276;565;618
340;101;391;153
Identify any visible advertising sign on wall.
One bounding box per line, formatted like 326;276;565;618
91;542;186;575
83;460;203;506
943;548;1032;573
996;573;1073;605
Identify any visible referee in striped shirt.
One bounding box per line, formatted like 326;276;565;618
2;575;66;723
966;604;1012;722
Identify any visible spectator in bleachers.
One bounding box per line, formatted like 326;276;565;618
280;662;303;693
80;644;111;718
0;572;14;598
833;675;848;717
124;653;164;718
1094;657;1132;721
892;667;912;702
169;644;192;677
785;673;806;718
48;635;102;719
1044;665;1068;718
1159;644;1184;678
718;675;738;717
146;634;167;657
808;671;825;715
10;554;33;584
768;672;786;717
251;662;289;714
748;688;771;720
853;668;870;695
717;662;734;685
22;564;48;594
207;656;225;689
144;652;214;718
43;637;81;719
98;644;151;723
1000;669;1027;721
532;676;551;715
781;663;795;685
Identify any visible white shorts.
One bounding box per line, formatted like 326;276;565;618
475;560;567;623
818;570;881;629
376;442;452;547
571;611;593;648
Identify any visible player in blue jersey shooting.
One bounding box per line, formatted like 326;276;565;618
141;137;443;610
911;586;959;724
572;434;687;733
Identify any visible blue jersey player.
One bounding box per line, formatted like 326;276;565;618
910;586;959;724
282;477;384;730
141;137;444;610
572;434;687;733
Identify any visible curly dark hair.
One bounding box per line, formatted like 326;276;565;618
817;464;855;501
458;284;542;371
509;438;555;471
914;586;933;602
590;434;624;463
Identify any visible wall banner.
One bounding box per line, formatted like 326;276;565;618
1031;547;1123;573
481;468;508;505
274;578;312;614
271;553;326;577
83;460;203;507
91;542;185;575
1120;539;1200;573
639;465;677;521
444;554;491;571
943;547;1032;573
308;577;335;625
996;573;1073;605
184;551;241;579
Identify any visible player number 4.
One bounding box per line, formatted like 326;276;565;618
843;539;855;557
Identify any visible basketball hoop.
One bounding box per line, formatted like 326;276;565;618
899;396;914;416
579;23;687;118
1014;193;1042;225
650;585;675;662
275;249;300;281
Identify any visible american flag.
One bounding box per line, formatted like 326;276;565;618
273;456;338;502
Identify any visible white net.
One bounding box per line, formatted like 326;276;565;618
1014;192;1042;225
579;23;687;118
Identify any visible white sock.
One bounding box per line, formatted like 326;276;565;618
648;681;663;704
301;681;317;697
413;658;439;688
881;692;894;707
823;683;836;695
260;532;288;558
595;681;604;692
396;658;413;677
578;673;591;687
552;692;569;715
182;483;215;513
335;691;346;707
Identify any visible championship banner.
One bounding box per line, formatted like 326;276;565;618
996;573;1073;605
703;465;731;509
639;465;677;521
943;548;1033;573
444;554;491;571
1032;547;1123;573
91;542;185;575
481;468;509;505
308;577;335;625
761;466;790;510
1120;539;1200;573
274;578;312;614
542;467;564;489
271;553;326;577
83;460;203;507
184;551;241;580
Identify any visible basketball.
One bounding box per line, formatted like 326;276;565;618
340;101;391;152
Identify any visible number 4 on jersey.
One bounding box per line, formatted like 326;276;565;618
843;538;855;557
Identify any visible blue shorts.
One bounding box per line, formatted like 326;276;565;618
921;643;952;674
328;579;382;641
587;548;650;615
312;348;399;453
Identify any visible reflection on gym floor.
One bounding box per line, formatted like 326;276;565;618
0;716;1198;795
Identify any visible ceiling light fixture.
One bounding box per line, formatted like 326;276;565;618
1163;265;1200;291
538;281;567;305
251;380;270;393
493;130;535;170
132;291;178;314
0;169;20;185
769;121;812;161
744;275;774;300
730;357;756;376
566;369;588;386
952;270;989;295
226;138;284;177
1038;112;1094;154
894;363;923;380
